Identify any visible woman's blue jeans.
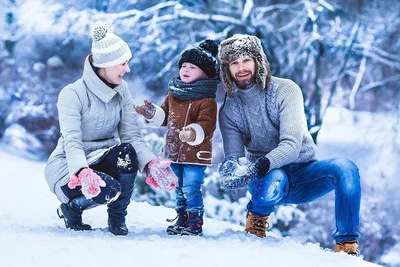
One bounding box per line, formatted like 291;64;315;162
171;163;206;214
247;158;361;243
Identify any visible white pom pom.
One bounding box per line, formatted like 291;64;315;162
91;21;109;42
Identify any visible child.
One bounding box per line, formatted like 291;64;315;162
135;39;219;236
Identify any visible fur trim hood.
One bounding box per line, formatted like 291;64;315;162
218;34;271;97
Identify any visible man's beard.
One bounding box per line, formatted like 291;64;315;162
234;71;255;89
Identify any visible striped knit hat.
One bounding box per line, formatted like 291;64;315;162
91;22;132;68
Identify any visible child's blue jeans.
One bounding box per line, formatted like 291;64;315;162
171;163;206;214
247;158;361;243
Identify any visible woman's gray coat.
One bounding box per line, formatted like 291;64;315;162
45;56;156;203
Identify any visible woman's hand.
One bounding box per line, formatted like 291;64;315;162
68;168;106;199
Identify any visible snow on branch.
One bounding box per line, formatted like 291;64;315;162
360;75;400;93
178;9;242;25
93;1;176;21
241;0;254;22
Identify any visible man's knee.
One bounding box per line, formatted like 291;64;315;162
330;158;360;187
331;158;358;173
251;169;288;205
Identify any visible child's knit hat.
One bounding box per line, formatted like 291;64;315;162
91;21;132;68
178;39;219;78
218;34;271;97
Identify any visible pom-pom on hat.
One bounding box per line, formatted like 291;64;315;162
91;21;132;68
178;39;219;78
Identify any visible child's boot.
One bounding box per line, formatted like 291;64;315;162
181;211;203;236
166;210;188;235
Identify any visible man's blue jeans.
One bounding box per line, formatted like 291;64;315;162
247;158;361;243
171;163;206;214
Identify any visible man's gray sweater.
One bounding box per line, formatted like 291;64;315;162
219;76;317;171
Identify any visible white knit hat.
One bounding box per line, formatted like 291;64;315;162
91;21;132;68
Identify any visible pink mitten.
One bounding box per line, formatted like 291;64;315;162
68;168;106;199
146;158;178;190
145;176;159;188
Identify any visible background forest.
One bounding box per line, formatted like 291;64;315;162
1;0;399;266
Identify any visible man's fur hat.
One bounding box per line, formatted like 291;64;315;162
218;34;271;97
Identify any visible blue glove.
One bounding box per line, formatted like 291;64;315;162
218;156;239;177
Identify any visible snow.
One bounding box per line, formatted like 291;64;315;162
0;146;380;267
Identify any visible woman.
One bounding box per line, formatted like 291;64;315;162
45;22;175;236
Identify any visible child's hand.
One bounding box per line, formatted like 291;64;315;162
134;100;156;119
179;127;196;142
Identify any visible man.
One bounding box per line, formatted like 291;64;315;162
217;34;361;256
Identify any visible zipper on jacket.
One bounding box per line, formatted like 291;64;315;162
177;101;193;161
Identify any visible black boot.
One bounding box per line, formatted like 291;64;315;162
166;210;188;235
57;195;98;231
107;173;136;236
181;211;203;236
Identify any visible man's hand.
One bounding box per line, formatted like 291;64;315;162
135;100;156;119
218;156;270;189
218;156;239;177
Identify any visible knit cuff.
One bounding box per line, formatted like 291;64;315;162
146;105;165;127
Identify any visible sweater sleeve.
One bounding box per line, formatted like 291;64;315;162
218;103;246;158
265;80;307;170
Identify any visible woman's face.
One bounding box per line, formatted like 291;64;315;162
179;62;207;84
99;61;130;85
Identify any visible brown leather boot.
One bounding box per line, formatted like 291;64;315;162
334;241;360;256
245;211;269;238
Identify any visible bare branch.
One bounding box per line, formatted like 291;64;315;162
322;22;361;118
318;0;335;12
360;75;400;92
241;0;254;22
349;53;368;109
178;9;243;25
93;1;176;20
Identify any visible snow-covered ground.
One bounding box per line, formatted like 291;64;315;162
0;145;380;267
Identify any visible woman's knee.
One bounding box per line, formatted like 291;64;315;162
92;173;122;204
116;143;138;173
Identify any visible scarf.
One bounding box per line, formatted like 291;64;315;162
168;77;219;101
